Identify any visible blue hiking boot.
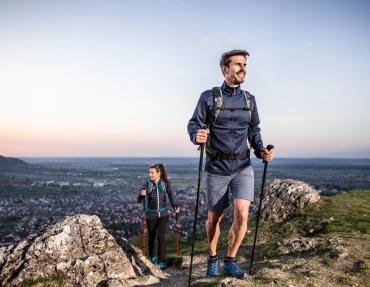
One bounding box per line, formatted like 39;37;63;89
150;257;156;264
206;257;220;277
223;258;248;279
158;262;166;270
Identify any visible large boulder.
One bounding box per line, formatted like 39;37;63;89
0;215;163;286
259;179;320;223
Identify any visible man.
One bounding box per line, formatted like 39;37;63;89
187;49;274;278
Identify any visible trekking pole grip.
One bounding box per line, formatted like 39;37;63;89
201;125;207;145
263;144;274;163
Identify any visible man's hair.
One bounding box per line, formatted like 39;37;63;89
220;49;249;75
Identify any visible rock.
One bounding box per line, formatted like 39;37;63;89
0;214;163;286
275;237;315;253
333;245;347;251
97;279;127;287
323;217;335;222
338;252;349;258
327;238;341;245
309;270;318;275
190;277;214;286
259;179;320;223
218;277;238;286
127;275;160;286
269;259;281;267
115;237;165;279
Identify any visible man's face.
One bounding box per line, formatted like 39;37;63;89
223;55;247;86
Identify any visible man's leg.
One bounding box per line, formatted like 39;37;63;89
223;167;253;278
206;210;224;256
204;171;232;277
227;198;250;257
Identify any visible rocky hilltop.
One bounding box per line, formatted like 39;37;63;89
259;179;321;222
0;215;164;286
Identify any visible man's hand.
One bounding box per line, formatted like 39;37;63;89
196;128;209;143
174;206;180;213
260;148;274;162
141;189;147;196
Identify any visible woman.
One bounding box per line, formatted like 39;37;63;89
137;163;179;270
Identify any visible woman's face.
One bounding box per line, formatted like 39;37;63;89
149;168;160;181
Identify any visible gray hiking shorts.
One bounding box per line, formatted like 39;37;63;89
205;166;254;211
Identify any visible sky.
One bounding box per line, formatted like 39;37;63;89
1;0;370;158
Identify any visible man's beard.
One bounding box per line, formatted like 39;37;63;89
232;73;245;85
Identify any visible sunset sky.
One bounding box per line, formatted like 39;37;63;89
1;0;370;158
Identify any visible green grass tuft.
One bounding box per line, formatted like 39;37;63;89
17;274;64;287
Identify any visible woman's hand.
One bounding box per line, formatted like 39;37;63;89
141;189;147;196
174;206;180;213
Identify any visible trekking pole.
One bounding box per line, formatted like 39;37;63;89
249;145;274;274
188;125;207;287
142;186;147;256
176;212;179;255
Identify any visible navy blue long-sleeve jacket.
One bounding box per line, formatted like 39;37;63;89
187;81;264;175
137;179;177;220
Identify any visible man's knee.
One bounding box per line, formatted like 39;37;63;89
235;210;249;223
234;199;251;221
233;200;250;223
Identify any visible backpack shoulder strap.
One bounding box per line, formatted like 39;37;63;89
146;180;152;203
242;90;252;123
243;90;253;149
210;87;223;126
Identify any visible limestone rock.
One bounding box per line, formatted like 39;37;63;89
338;252;349;258
259;179;320;222
0;214;163;286
218;277;238;286
275;237;315;253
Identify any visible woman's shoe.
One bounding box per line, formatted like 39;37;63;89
157;262;166;270
150;257;156;264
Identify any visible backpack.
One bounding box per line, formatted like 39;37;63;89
204;87;253;161
145;180;168;212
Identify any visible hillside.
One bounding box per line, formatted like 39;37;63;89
0;155;37;172
131;190;370;286
0;186;368;286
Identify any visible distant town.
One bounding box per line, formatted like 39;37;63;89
0;176;259;247
1;155;369;247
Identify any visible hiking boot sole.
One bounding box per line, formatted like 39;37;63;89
223;269;248;279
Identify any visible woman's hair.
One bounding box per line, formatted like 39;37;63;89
150;163;170;184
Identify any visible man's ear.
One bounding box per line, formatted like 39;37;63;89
221;65;228;75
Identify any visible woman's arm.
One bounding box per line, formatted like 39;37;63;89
166;182;178;208
137;181;149;203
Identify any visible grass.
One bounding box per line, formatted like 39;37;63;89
17;274;64;287
131;191;370;286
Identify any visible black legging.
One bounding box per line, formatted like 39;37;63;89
146;215;169;264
